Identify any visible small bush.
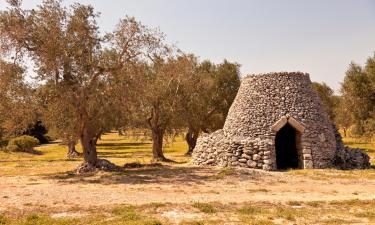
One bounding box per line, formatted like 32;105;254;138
179;221;204;225
0;215;7;225
0;139;8;148
275;207;297;221
44;135;54;142
6;144;19;152
192;202;216;213
7;135;40;152
305;201;321;207
111;206;142;220
238;205;263;215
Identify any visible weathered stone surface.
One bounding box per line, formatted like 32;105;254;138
247;160;257;168
303;160;313;169
271;116;287;132
288;116;305;133
76;159;121;174
239;158;247;163
192;72;370;170
253;154;261;161
303;154;312;160
332;124;371;169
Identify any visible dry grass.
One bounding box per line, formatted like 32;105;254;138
2;200;374;225
0;132;374;224
286;136;375;180
287;168;375;180
0;132;189;176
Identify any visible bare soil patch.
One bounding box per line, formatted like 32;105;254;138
1;165;374;212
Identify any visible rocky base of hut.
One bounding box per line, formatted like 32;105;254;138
192;124;370;171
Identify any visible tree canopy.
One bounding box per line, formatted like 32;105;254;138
0;0;165;168
0;0;242;169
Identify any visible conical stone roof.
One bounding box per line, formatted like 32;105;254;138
192;72;370;170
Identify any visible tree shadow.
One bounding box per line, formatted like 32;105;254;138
11;149;44;155
97;139;152;146
96;142;151;152
0;158;81;163
97;142;150;147
96;142;184;164
42;164;265;186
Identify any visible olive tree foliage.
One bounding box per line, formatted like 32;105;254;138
0;0;165;166
0;60;36;141
312;82;337;121
340;62;374;136
334;96;352;137
128;54;182;161
178;58;241;155
127;54;241;160
362;54;375;135
337;53;375;137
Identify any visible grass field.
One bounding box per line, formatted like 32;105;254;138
0;132;189;176
0;132;374;225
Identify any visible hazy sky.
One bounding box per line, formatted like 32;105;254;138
1;0;375;91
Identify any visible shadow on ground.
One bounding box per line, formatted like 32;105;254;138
43;164;266;186
97;142;150;151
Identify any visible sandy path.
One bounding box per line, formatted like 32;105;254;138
0;166;375;211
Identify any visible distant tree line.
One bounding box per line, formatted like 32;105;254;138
0;0;240;168
313;53;375;138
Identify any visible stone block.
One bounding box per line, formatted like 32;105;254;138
247;160;257;168
288;116;305;132
303;154;312;160
271;116;288;132
253;154;261;161
303;160;313;169
239;158;247;163
262;164;271;170
241;154;251;159
302;148;311;154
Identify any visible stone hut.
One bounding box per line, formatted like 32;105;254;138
192;72;370;170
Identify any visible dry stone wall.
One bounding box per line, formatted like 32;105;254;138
332;125;370;169
192;72;370;170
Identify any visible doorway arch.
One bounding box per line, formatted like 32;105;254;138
275;123;301;170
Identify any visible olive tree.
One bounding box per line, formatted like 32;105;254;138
0;60;36;141
178;59;241;155
0;0;164;168
312;82;337;121
129;54;184;161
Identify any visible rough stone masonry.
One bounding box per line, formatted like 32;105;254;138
192;72;370;170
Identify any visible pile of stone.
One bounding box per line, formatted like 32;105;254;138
192;72;370;170
76;159;121;174
193;130;274;170
332;125;370;169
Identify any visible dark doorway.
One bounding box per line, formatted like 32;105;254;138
275;123;299;170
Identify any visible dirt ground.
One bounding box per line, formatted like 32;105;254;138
1;165;374;211
1;133;375;224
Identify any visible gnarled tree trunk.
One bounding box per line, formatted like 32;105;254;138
185;128;199;155
151;127;166;161
93;128;103;145
147;105;169;162
80;125;98;166
67;140;81;158
77;123;118;173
